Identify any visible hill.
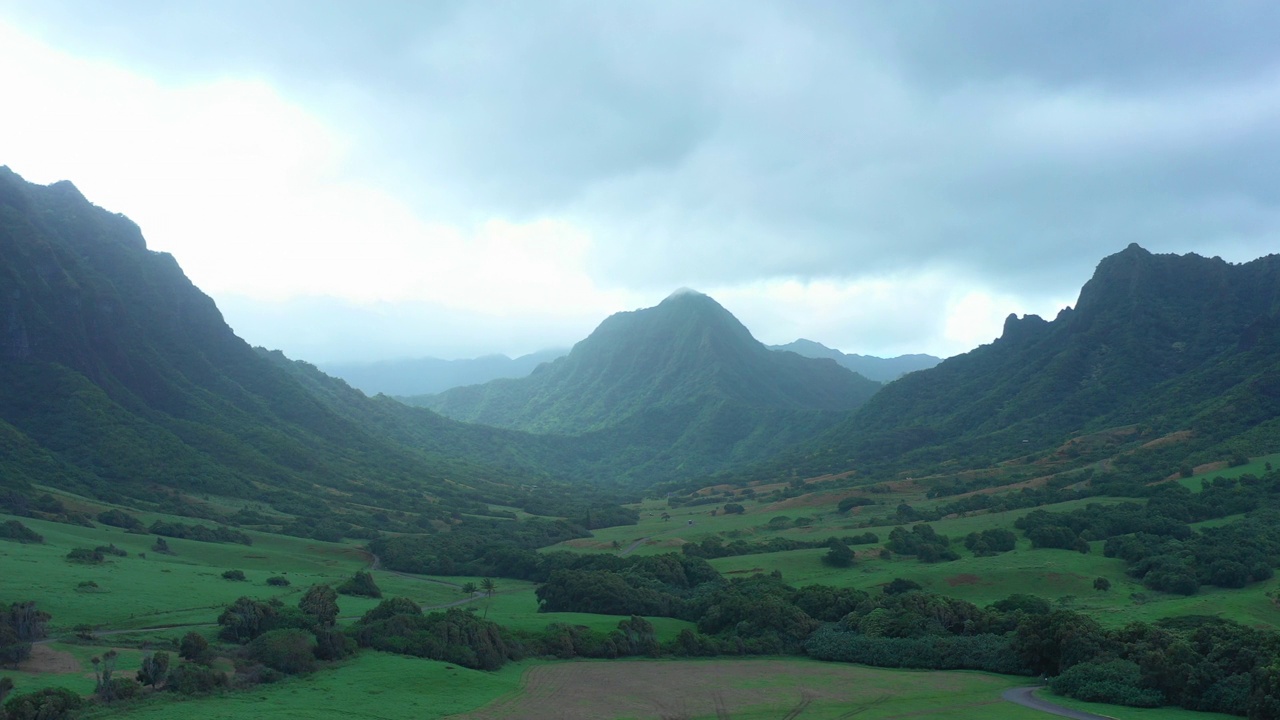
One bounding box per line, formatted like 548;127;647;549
769;339;940;382
321;348;567;397
0;166;586;529
405;290;882;482
759;244;1280;480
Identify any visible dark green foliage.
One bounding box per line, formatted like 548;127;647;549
96;509;144;531
359;597;423;624
882;578;922;596
167;662;228;695
0;678;10;704
266;576;290;587
369;518;589;577
246;629;317;675
149;521;252;545
0;521;41;544
178;631;210;664
151;537;170;554
523;615;660;660
821;539;855;568
963;528;1016;556
136;651;170;688
790;585;867;622
886;525;958;563
65;547;104;563
2;686;81;720
222;570;246;581
313;627;355;661
353;607;519;670
1093;577;1111;591
837;496;875;512
95;543;126;557
991;594;1052;616
217;597;306;643
336;570;381;598
299;585;339;628
805;627;1029;675
1051;659;1164;707
722;502;745;515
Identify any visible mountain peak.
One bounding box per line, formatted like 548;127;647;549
663;287;706;302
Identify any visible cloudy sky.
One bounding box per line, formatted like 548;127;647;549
2;1;1278;363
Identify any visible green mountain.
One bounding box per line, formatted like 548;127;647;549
321;348;567;397
769;339;940;382
767;244;1280;478
0;167;572;522
406;290;883;483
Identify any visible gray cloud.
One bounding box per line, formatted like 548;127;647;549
6;0;1280;356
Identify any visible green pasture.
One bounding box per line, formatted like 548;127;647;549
1176;452;1280;491
82;652;528;720
1038;688;1238;720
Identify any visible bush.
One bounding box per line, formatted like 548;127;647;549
96;509;144;532
95;544;127;557
2;686;82;720
266;576;290;587
167;662;227;695
336;571;381;598
1050;659;1163;707
222;570;247;582
246;629;317;675
65;548;104;564
0;521;42;544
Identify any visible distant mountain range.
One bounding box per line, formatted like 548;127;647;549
321;349;567;397
320;337;929;398
769;340;939;382
4;165;1279;512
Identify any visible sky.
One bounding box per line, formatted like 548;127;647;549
2;1;1278;364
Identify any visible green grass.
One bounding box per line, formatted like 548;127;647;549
1176;452;1280;491
82;652;528;719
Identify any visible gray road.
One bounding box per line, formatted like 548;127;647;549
1002;687;1118;720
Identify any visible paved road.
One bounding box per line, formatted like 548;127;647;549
1002;687;1117;720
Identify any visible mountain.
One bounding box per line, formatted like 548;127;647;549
768;244;1280;478
321;349;567;397
770;339;940;382
405;290;881;481
0;166;576;525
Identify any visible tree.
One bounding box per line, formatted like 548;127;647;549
136;651;170;689
179;632;210;663
218;597;277;643
822;540;855;568
1093;577;1112;591
92;650;118;701
460;582;478;596
481;578;496;598
336;571;381;598
299;585;339;628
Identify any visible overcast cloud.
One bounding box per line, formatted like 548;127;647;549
2;1;1277;362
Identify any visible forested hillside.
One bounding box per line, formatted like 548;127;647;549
743;245;1280;481
0;167;576;526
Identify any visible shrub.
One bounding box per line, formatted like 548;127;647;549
266;576;290;587
222;570;247;582
336;571;381;598
65;548;104;564
95;544;127;557
1051;659;1163;707
246;629;316;675
0;521;42;544
96;509;144;532
167;662;227;695
2;686;82;720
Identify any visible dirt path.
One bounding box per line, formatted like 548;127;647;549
1002;687;1117;720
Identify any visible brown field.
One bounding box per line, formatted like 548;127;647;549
448;659;1020;720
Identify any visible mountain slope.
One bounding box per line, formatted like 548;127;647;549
780;244;1280;477
770;339;940;382
0;167;563;518
416;290;880;434
321;349;567;397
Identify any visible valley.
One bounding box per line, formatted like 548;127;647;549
2;167;1280;719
